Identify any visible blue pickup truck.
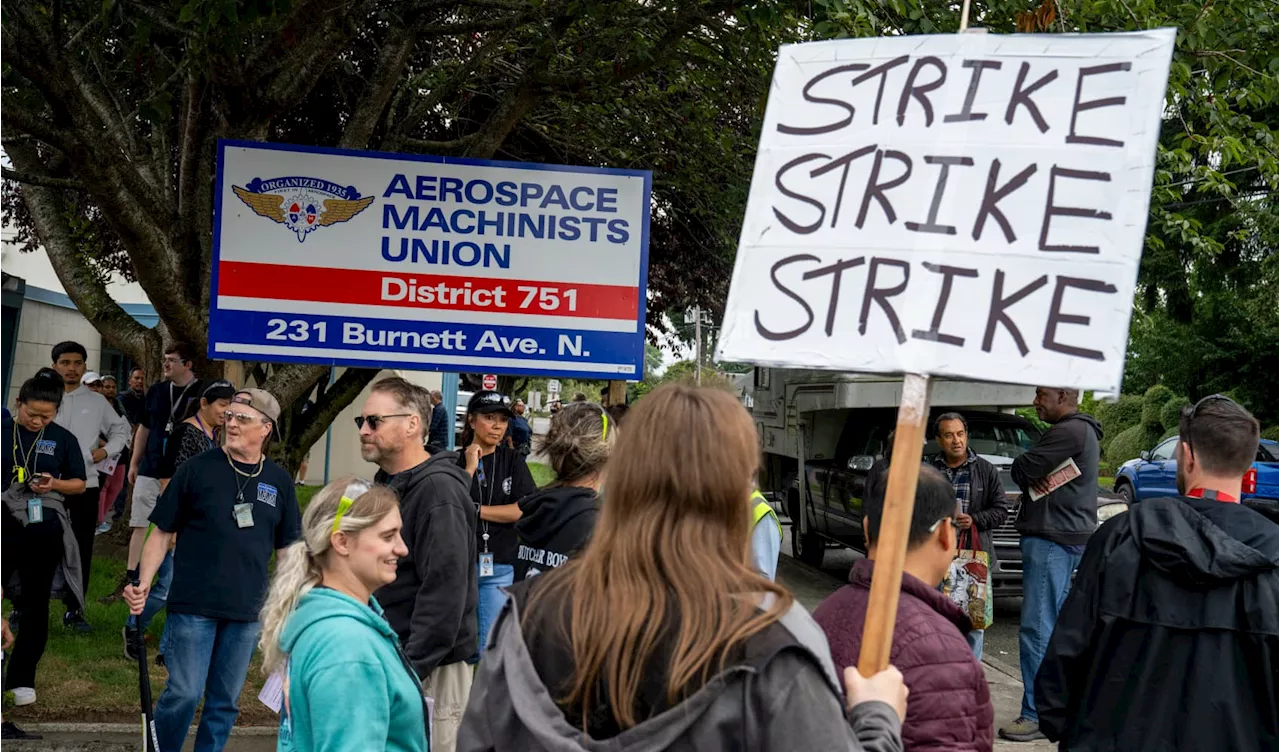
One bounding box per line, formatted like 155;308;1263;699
1114;437;1279;520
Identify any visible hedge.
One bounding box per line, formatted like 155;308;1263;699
1160;396;1190;433
1108;423;1163;466
1095;394;1143;452
1264;425;1279;442
1141;385;1175;429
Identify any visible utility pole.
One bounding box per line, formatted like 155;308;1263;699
694;305;702;387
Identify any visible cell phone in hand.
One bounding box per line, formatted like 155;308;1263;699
30;472;53;488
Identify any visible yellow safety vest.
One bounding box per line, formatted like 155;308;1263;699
751;491;783;537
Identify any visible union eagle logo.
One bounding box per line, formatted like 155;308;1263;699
232;176;375;242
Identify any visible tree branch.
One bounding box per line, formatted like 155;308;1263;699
1;167;86;190
340;26;418;149
6;141;161;368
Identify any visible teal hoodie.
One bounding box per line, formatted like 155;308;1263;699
278;588;428;752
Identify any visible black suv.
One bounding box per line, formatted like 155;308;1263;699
786;408;1125;597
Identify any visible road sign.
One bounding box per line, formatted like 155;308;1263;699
482;374;498;390
210;140;652;379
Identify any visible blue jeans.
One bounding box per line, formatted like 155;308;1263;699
1019;536;1083;721
966;628;984;661
154;613;260;752
128;551;173;654
476;563;514;651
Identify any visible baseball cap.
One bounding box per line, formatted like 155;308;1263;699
81;371;103;385
467;390;513;417
202;379;237;402
232;388;281;422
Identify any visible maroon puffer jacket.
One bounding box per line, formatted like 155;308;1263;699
813;559;993;752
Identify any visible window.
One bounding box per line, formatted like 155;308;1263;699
1151;438;1178;461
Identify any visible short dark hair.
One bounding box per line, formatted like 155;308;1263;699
51;341;87;363
935;412;968;434
1180;396;1260;476
865;464;956;548
165;342;196;364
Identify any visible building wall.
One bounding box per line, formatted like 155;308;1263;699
300;368;444;485
6;299;106;408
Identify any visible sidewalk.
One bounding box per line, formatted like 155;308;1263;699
985;655;1056;751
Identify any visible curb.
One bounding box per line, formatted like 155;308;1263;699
982;653;1023;682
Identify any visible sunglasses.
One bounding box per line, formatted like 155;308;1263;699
354;413;412;431
224;410;266;426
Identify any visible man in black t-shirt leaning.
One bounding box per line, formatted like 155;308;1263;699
124;388;300;752
125;344;201;591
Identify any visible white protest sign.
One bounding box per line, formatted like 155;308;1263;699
716;30;1175;392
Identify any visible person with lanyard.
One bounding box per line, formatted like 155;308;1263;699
123;380;235;666
99;368;149;536
1036;395;1278;751
124;388;301;752
2;370;87;710
125;343;203;601
458;390;536;650
259;476;427;752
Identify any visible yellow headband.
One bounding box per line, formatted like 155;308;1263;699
332;478;373;534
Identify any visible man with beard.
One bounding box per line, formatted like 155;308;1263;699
357;377;476;752
1036;396;1278;751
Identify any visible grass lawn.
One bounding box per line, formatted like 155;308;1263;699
528;461;556;488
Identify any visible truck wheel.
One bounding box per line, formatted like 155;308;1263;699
787;489;825;569
1115;479;1135;504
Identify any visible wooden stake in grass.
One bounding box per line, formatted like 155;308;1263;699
856;373;933;677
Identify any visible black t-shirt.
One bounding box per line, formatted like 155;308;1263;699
158;421;215;480
4;415;88;492
150;448;301;621
120;390;147;427
139;379;204;478
459;446;536;565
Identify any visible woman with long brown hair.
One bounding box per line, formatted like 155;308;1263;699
459;383;906;751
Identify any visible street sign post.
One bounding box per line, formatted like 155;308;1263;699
210;140;652;380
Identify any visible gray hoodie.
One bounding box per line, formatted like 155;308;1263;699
459;592;903;752
55;385;131;489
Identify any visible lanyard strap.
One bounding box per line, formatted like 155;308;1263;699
169;381;195;425
12;422;45;480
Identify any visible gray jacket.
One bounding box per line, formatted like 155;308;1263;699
1012;413;1103;546
55;385;131;489
458;594;903;752
3;483;83;611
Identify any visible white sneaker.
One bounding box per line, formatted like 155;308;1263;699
11;687;35;706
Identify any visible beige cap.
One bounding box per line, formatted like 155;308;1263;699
232;389;281;422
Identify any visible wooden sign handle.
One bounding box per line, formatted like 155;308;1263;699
856;373;933;677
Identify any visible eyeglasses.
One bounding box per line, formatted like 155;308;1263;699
354;413;412;431
162;356;185;365
928;516;958;533
224;410;266;426
1180;394;1239;452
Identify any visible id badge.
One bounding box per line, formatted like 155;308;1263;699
233;502;255;529
27;498;43;524
479;552;495;578
165;421;173;434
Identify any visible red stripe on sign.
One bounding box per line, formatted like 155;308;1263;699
217;261;639;320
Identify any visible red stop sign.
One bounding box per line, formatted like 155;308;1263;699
482;374;498;390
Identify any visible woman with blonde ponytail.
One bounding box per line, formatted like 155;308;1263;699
260;476;428;752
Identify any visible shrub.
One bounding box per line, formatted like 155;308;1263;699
1095;394;1143;451
1263;425;1279;442
1141;385;1175;429
1160;396;1190;433
1108;423;1163;466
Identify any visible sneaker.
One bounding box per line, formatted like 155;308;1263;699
1;721;41;740
63;609;93;633
11;687;36;706
998;717;1046;742
95;520;113;535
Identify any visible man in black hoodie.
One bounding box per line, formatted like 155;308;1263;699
360;377;476;752
1001;387;1103;743
1036;395;1278;750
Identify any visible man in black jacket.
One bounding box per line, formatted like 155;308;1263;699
360;377;476;752
1001;387;1103;743
929;412;1008;660
427;389;450;450
1036;395;1278;751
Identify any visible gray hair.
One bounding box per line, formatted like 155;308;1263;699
371;377;432;438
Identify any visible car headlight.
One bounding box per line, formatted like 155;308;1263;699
1096;503;1128;524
